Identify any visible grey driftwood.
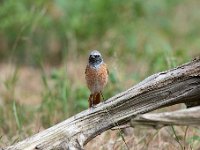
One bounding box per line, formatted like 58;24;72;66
4;58;200;150
131;106;200;129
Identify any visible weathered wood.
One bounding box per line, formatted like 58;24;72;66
4;58;200;150
131;106;200;129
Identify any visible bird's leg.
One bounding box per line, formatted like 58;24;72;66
95;93;101;104
89;94;93;108
100;91;105;101
89;93;97;107
89;92;103;108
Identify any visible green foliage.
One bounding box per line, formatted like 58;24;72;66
188;135;200;143
39;67;69;127
12;100;22;131
1;0;198;65
39;66;89;127
0;68;34;139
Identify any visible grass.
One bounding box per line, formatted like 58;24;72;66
0;0;200;149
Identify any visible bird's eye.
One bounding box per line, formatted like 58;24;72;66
95;55;99;58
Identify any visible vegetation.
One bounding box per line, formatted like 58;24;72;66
0;0;199;149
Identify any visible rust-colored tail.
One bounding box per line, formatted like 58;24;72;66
89;93;101;107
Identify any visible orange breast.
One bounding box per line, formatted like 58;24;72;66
85;63;108;94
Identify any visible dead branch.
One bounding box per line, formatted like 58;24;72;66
4;58;200;150
131;106;200;129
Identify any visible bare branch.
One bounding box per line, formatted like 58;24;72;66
131;106;200;129
4;58;200;150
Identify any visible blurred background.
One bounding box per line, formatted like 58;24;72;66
0;0;200;149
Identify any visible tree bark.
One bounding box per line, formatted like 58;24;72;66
4;58;200;150
131;106;200;129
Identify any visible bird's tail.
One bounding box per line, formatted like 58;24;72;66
89;92;101;107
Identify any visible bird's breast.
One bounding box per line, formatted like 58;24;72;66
85;63;108;93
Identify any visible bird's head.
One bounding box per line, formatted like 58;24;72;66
88;50;103;68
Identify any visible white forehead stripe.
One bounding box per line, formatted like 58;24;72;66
90;50;101;56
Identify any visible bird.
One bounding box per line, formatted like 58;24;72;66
85;50;109;107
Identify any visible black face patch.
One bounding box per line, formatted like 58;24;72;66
89;54;102;67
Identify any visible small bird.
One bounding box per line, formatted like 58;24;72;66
85;50;109;107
